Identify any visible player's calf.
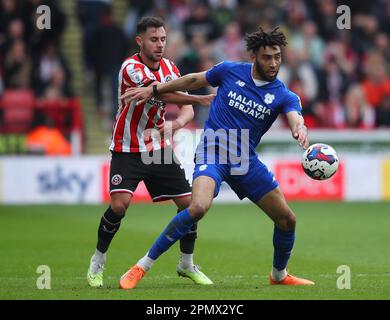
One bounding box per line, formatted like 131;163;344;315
97;206;124;253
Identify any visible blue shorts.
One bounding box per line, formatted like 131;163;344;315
193;156;279;203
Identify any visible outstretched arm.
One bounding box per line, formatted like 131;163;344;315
121;72;210;106
159;91;215;107
286;111;309;149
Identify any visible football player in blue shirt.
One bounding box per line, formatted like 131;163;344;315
118;27;315;289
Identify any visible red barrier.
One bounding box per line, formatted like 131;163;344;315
274;161;344;200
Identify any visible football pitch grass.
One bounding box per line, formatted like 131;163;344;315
0;202;389;300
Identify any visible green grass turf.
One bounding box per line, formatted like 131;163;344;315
0;202;389;300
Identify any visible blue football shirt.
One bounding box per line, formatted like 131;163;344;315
202;61;302;158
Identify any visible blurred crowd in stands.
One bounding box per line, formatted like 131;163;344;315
1;0;390;154
0;0;80;155
121;0;390;129
0;0;70;100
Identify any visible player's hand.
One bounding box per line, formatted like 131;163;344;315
293;125;309;149
121;87;153;106
156;119;184;137
197;94;216;106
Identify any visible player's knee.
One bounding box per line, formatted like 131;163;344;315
110;200;129;216
188;202;210;220
280;211;296;231
275;210;296;231
286;212;296;230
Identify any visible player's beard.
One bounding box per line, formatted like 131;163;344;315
255;57;279;82
143;45;163;63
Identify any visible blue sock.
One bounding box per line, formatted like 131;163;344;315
148;209;196;260
273;225;295;270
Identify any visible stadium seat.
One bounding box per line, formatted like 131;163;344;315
34;97;85;154
36;98;73;135
0;89;36;133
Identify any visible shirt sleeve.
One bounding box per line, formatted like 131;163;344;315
282;90;303;115
123;63;156;88
205;61;231;87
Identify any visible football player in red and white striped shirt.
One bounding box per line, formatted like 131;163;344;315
87;16;214;288
110;48;184;153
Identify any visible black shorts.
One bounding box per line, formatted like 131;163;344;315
109;148;192;202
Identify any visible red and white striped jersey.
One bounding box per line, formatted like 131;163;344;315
109;53;181;153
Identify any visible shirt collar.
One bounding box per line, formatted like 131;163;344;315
251;64;270;87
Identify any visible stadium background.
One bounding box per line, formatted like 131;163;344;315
0;0;390;300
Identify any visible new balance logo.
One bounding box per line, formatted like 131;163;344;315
236;80;245;87
165;235;174;242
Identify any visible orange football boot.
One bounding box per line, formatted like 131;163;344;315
119;265;146;289
270;273;315;285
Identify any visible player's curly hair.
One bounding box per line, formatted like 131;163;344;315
245;27;287;52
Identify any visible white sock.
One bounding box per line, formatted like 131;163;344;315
272;267;287;282
90;249;106;274
93;249;106;263
179;253;194;269
137;253;155;272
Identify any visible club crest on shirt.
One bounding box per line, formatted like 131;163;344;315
165;75;173;82
264;93;275;104
129;68;144;84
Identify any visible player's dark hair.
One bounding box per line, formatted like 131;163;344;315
137;16;165;34
245;26;287;53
